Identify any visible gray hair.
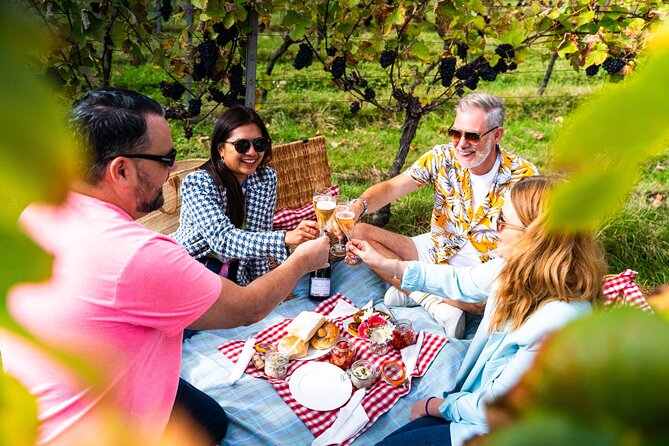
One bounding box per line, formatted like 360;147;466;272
455;93;505;128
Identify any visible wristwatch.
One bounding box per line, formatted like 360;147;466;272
351;197;368;219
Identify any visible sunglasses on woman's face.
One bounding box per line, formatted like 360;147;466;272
447;126;498;145
497;212;526;232
225;137;271;154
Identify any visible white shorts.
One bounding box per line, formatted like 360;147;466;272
411;232;434;263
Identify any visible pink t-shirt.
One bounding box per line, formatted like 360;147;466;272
1;193;222;444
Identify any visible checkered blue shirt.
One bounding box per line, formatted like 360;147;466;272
171;167;287;285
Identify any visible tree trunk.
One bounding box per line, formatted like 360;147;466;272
368;108;422;227
538;51;558;96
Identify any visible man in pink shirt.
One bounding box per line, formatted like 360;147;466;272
0;88;329;445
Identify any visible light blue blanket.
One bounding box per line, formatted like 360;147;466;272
181;261;479;445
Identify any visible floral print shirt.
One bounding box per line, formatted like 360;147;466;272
404;143;538;264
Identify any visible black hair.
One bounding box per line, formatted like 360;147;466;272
70;87;165;184
202;105;272;228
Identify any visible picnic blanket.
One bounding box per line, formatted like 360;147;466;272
218;295;447;444
181;262;480;445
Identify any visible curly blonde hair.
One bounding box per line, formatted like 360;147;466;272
490;176;607;332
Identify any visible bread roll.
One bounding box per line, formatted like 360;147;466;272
310;321;340;350
285;311;326;341
277;335;309;359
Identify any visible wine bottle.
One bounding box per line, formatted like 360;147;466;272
309;265;331;301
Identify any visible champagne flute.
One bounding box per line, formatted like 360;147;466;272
313;187;336;236
330;199;355;256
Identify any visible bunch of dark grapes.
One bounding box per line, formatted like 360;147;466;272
198;38;219;72
350;101;361;114
473;57;498;82
159;0;173;21
363;87;376;101
327;46;337;57
463;76;479;90
455;64;474;81
456;42;468;60
164;104;187;120
585;64;600;77
293;43;313;70
495;44;515;60
341;79;353;92
380;50;396;69
192;62;207;81
213;23;238;47
184;124;193;140
208;87;227;104
330;56;346;80
439;56;456;87
228;64;245;96
493;59;508;73
90;2;100;13
602;57;625;75
160;80;185;100
43;66;65;88
188;98;202;117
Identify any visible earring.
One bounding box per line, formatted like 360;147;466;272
219;157;225;165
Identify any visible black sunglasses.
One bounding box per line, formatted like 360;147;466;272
448;126;498;145
119;148;177;167
225;137;271;154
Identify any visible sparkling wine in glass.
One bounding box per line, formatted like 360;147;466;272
330;200;355;256
313;187;336;236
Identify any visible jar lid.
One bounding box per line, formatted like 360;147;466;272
381;361;406;386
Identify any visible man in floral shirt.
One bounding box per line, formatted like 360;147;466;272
349;93;537;337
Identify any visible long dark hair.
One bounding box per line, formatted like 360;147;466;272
202;105;272;228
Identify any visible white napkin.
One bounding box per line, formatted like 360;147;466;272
400;330;424;382
327;299;359;319
312;388;368;446
224;336;256;386
362;299;374;310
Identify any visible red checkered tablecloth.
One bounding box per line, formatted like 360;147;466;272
218;294;447;445
602;269;653;312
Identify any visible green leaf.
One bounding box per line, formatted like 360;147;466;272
500;26;526;48
584;42;609;67
556;39;579;59
0;373;39;446
576;10;595;27
410;41;432;63
388;5;406;26
548;23;669;231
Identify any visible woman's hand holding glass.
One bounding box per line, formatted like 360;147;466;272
330;198;354;256
285;220;320;246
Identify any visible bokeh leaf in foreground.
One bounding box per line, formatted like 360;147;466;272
548;22;669;231
485;308;669;444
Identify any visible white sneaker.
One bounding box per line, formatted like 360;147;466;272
383;286;420;307
419;295;466;339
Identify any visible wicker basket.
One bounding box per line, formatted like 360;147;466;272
270;135;331;211
136;158;206;234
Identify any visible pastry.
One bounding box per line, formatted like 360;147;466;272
310;321;340;350
277;334;309;359
285;311;326;341
347;321;361;337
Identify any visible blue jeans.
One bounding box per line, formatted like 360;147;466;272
169;378;228;444
376;416;451;446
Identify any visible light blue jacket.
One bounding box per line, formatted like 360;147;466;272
401;258;592;446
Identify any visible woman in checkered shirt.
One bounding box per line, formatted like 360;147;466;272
172;106;319;286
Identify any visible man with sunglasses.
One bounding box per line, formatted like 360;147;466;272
348;93;537;338
0;88;329;445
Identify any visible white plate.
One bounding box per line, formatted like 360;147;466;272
294;345;332;361
289;362;352;411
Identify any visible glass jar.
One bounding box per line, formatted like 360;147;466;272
264;351;289;379
349;359;377;389
390;319;417;350
329;337;356;370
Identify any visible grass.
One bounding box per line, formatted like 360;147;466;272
115;35;669;288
